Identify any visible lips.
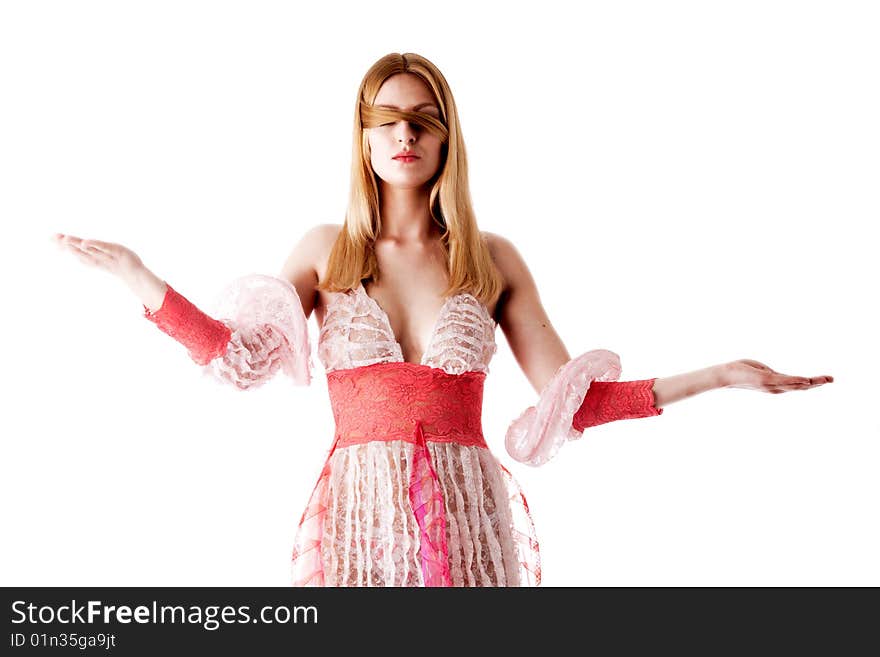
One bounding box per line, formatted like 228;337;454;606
393;152;420;159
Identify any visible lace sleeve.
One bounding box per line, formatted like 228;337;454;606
504;349;623;467
571;379;662;431
144;274;313;391
200;274;313;390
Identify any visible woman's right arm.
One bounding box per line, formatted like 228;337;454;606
53;231;320;390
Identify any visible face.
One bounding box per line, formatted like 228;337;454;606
367;73;444;190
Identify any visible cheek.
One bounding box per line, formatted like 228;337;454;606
426;139;444;163
366;135;380;164
367;138;387;175
370;134;392;162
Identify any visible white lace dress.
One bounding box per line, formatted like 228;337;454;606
190;275;628;587
293;282;537;587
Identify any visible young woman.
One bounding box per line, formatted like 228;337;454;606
54;52;833;587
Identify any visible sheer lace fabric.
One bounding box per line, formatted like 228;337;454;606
571;379;663;431
199;274;314;390
317;283;497;375
143;283;233;365
316;440;523;586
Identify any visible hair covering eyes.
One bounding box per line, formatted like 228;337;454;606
359;101;449;143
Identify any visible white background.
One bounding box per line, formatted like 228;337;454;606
1;0;876;586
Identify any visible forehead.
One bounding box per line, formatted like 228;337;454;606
374;73;437;110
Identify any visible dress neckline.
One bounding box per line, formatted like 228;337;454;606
356;281;467;367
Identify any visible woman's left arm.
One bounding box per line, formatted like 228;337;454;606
486;232;833;466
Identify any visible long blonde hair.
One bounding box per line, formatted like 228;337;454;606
317;52;504;308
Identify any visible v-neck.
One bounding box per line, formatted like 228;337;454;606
356;281;462;367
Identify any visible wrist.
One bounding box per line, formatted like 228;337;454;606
714;362;733;388
124;266;167;313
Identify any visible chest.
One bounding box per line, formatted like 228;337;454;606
314;243;498;366
316;281;498;374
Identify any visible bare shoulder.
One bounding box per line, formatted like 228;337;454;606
312;222;344;258
305;222;344;253
280;224;342;277
315;223;344;275
481;230;535;296
318;222;344;241
278;223;343;317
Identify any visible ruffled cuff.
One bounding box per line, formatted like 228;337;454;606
199;274;313;388
505;349;622;467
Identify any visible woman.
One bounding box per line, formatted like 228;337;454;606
54;52;833;587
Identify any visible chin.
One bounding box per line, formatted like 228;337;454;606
376;172;429;188
390;180;431;191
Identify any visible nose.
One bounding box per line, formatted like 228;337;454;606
394;121;418;143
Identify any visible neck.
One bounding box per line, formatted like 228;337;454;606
377;182;436;243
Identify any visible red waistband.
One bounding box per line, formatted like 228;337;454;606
326;361;488;450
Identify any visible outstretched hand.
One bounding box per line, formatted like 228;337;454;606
53;233;145;282
723;359;834;393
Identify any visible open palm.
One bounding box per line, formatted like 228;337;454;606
53;233;144;281
725;359;833;393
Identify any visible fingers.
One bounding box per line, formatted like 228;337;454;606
82;242;109;255
71;249;100;268
56;234;124;267
795;375;833;386
55;233;87;251
55;233;116;271
56;234;105;257
82;239;113;253
93;239;117;251
763;374;834;393
56;235;83;256
743;360;834;390
55;233;105;251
